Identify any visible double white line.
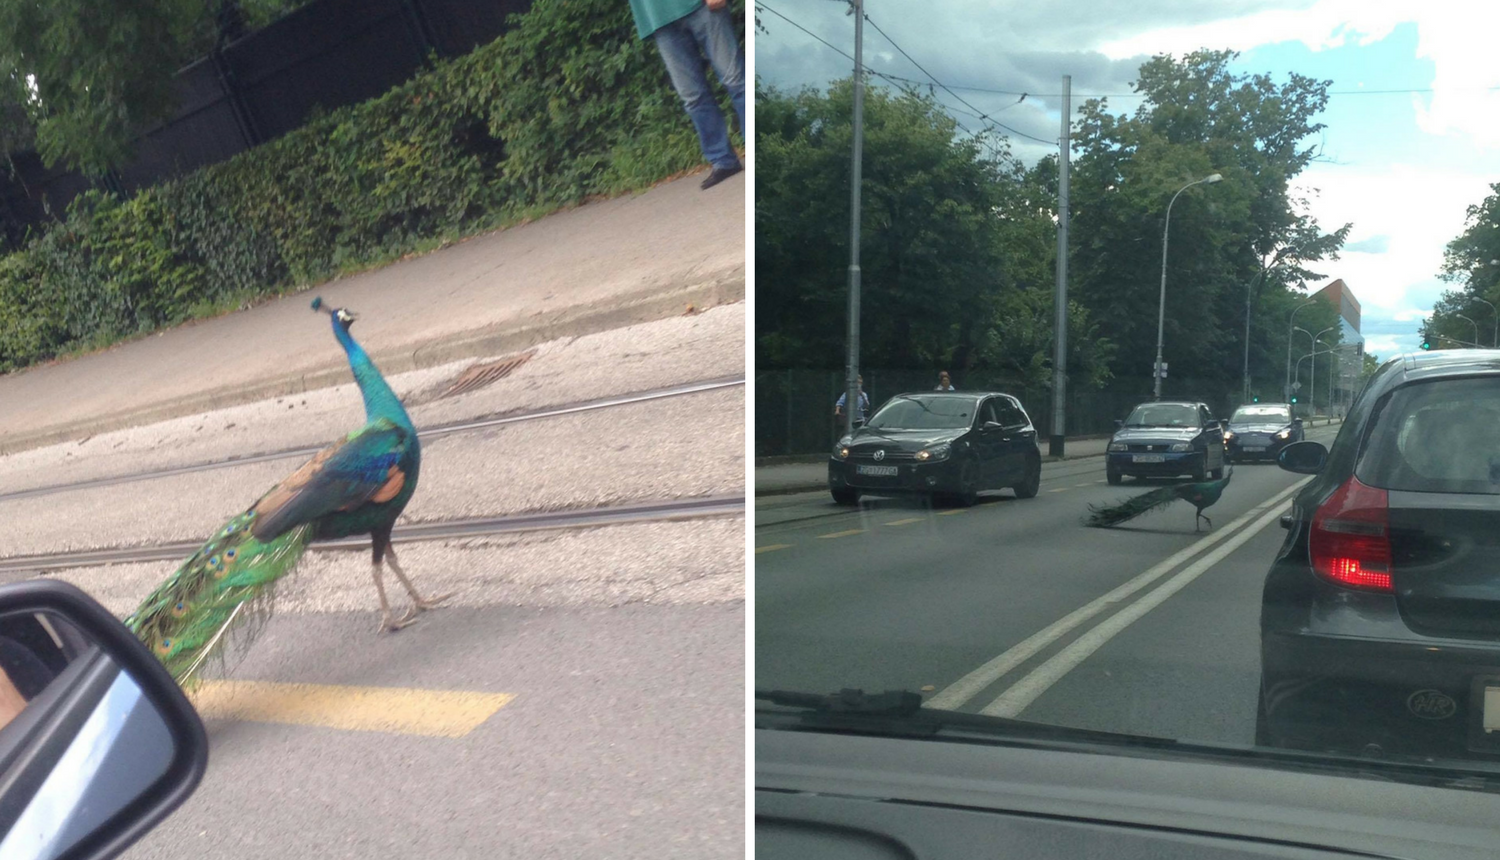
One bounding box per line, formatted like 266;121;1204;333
925;475;1314;717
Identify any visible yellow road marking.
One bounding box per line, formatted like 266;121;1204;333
885;517;923;526
1071;483;1093;488
938;509;967;516
1094;479;1105;484
756;543;793;553
1048;487;1069;493
819;529;866;538
188;681;514;738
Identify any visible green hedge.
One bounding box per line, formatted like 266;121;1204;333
0;0;744;371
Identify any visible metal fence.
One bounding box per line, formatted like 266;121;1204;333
754;368;1243;457
0;0;532;235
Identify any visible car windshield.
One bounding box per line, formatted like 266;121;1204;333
866;396;973;430
1123;404;1198;427
752;0;1500;802
1231;406;1291;423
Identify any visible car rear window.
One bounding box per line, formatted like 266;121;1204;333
1357;377;1500;494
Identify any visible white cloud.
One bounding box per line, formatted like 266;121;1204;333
1096;0;1500;148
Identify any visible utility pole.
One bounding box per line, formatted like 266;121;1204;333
842;0;865;437
1050;75;1070;457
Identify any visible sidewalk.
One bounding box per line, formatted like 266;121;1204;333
0;172;744;455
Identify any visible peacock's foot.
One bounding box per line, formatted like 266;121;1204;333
413;591;454;611
378;610;418;634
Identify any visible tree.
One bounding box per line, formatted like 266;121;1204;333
1436;183;1500;347
755;79;1114;390
1068;50;1349;398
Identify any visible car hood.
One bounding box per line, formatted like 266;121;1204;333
848;428;964;451
1227;422;1293;434
1111;426;1202;444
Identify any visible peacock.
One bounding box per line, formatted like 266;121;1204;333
126;297;450;685
1084;466;1233;532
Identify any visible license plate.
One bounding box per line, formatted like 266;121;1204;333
856;464;898;477
1242;446;1266;453
1484;686;1500;734
1132;454;1164;463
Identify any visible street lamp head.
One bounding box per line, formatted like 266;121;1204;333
1205;173;1223;183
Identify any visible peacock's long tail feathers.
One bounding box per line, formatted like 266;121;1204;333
126;508;314;687
1084;485;1185;528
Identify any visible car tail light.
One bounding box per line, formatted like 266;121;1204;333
1309;476;1393;592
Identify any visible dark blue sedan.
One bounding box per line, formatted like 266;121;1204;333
1223;402;1303;462
1105;400;1227;485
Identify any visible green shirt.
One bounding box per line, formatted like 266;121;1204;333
627;0;701;39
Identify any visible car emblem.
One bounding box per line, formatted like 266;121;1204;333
1406;689;1457;720
873;449;886;461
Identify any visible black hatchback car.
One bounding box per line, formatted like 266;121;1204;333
1224;402;1303;462
1259;349;1500;763
828;391;1042;506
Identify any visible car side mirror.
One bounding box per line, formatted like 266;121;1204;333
982;421;1004;432
1218;419;1228;429
0;580;207;860
1278;440;1328;474
1114;419;1124;429
1293;418;1303;426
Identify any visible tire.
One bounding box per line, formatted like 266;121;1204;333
831;488;859;506
1106;464;1122;485
1013;455;1041;499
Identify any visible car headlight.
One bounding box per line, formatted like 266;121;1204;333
834;444;850;460
1223;430;1235;441
1170;443;1192;452
1275;429;1291;440
915;443;951;462
1108;442;1128;452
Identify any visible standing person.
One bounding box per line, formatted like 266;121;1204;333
628;0;746;190
835;376;870;429
934;371;955;391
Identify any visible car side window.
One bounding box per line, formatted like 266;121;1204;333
1000;400;1027;429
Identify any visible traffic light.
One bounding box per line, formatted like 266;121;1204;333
1252;396;1259;402
1421;339;1431;350
1291;396;1298;403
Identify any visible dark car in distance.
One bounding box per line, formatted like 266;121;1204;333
1259;349;1500;764
1104;400;1227;485
1224;402;1303;462
828;391;1042;507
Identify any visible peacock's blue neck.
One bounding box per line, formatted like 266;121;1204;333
332;318;412;428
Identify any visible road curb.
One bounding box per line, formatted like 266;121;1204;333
0;271;744;456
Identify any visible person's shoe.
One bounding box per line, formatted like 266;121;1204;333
701;164;743;190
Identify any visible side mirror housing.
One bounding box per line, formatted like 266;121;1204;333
1114;419;1124;429
1278;440;1329;475
982;421;1004;432
0;579;208;860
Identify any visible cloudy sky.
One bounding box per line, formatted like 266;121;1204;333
751;0;1500;359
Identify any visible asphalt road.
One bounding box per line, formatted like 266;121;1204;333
754;426;1339;752
0;307;746;859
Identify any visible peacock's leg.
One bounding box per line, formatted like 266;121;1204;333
1198;510;1212;532
385;546;453;621
372;561;416;633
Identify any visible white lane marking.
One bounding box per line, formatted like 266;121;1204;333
980;497;1292;718
924;477;1310;711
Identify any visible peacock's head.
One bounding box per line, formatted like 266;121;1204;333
311;296;358;329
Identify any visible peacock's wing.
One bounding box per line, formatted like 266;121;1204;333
1084;485;1184;528
249;417;412;541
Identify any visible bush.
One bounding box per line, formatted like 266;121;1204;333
0;0;744;372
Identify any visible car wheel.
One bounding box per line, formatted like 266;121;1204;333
1191;453;1208;482
1013;455;1041;499
831;488;859;506
1106;464;1122;485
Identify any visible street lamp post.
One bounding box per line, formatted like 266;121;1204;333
1285;300;1317;400
1309;326;1336;414
842;0;865;437
1471;297;1498;347
1457;313;1480;347
1154;172;1223;400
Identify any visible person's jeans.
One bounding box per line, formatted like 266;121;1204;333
653;5;745;170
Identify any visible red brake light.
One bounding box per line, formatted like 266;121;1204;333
1309;476;1393;592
